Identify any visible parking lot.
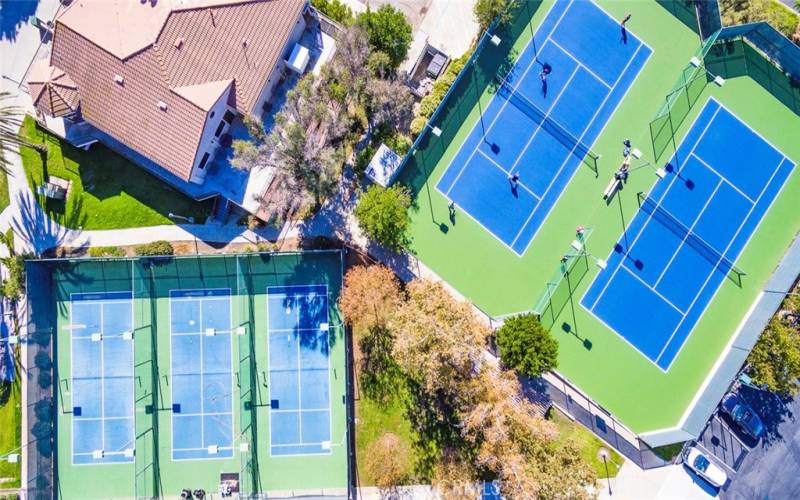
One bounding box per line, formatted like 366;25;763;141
687;385;800;497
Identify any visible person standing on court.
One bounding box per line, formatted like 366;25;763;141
621;13;632;44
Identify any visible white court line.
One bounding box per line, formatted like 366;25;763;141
507;64;582;176
691;153;756;204
652;178;724;289
476;149;542;200
438;2;575;197
69;293;135;466
512;41;646;250
586;104;722;313
654;145;792;366
619;264;686;315
442;43;547;198
168;289;234;460
267;285;333;457
547;38;612;88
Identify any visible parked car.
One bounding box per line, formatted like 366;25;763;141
684;446;728;488
721;392;765;440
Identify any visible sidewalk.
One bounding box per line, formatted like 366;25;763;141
598;460;719;500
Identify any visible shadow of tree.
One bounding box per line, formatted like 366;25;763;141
740;386;794;449
0;0;39;42
11;191;73;255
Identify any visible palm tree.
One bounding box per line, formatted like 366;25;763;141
0;91;45;171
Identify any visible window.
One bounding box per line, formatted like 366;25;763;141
214;120;225;137
223;110;235;124
210;111;215;118
198;152;210;170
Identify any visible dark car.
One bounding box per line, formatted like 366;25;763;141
721;392;765;440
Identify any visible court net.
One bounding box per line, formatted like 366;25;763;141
495;72;599;176
637;193;745;286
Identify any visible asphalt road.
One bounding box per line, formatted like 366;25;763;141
721;387;800;499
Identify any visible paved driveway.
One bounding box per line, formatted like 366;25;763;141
719;386;800;499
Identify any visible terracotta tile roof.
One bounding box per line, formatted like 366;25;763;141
40;0;306;181
27;60;80;118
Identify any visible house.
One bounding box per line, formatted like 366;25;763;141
27;0;308;188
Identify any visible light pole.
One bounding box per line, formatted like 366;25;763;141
598;447;612;495
168;212;194;224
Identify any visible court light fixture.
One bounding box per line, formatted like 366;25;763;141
240;443;250;452
6;336;18;345
124;448;134;458
490;34;502;46
713;75;725;87
689;56;702;68
425;122;442;137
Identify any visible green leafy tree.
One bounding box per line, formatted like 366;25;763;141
357;5;412;69
312;0;355;25
473;0;517;31
354;184;411;251
747;317;800;397
496;313;558;378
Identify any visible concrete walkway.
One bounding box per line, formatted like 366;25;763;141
597;460;720;500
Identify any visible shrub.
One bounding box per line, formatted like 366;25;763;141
1;255;26;301
88;246;124;257
410;116;427;136
354;145;376;178
134;240;174;256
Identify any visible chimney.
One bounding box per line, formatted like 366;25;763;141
157;101;168;111
174;37;184;49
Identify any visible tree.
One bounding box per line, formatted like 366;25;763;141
357;5;413;69
365;77;414;132
747;317;800;397
496;313;558;378
392;279;490;408
231;74;347;212
338;265;403;334
474;0;516;31
363;432;410;488
311;0;355;25
354;184;412;251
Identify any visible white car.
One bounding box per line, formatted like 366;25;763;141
684;446;728;488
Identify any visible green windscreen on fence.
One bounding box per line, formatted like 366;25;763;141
706;23;800;117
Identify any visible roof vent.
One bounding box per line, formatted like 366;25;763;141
157;101;168;111
114;74;124;85
242;38;249;48
174;37;184;49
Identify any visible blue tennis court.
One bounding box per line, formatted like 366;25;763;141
170;289;234;460
437;0;651;255
583;98;795;371
267;285;331;456
70;292;134;464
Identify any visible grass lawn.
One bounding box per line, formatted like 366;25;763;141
355;391;421;485
0;166;9;214
19;117;213;230
0;378;21;488
549;409;623;479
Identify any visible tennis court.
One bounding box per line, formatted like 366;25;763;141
169;289;234;460
436;0;651;255
70;291;134;465
582;98;795;371
267;285;332;456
